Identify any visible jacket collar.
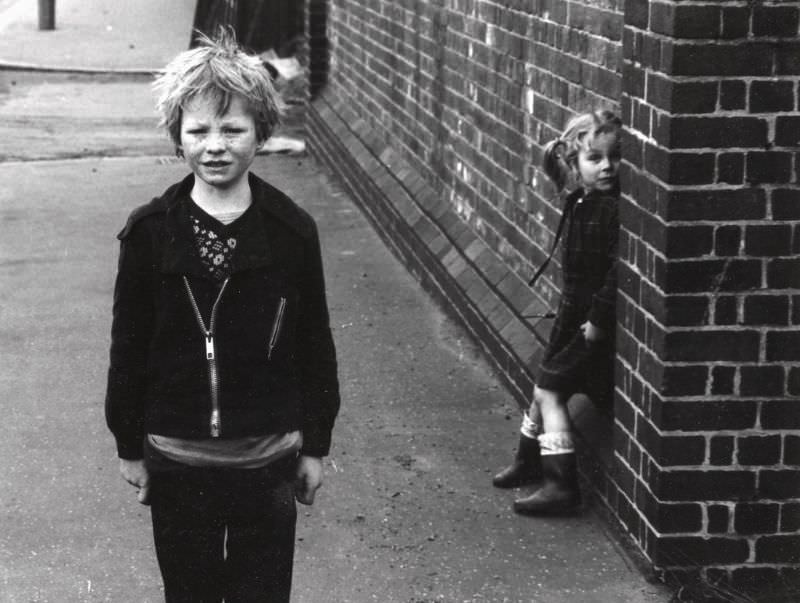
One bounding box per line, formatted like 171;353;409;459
159;172;302;277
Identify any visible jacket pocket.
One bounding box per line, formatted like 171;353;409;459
267;297;287;360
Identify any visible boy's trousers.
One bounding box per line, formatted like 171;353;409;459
148;456;297;603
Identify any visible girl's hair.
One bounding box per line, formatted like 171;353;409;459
153;28;284;150
541;109;622;191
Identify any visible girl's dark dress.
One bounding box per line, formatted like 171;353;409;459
536;188;618;411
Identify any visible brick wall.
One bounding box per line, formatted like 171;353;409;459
619;0;800;595
322;0;623;308
306;0;800;594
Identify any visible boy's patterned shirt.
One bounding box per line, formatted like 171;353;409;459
190;213;238;282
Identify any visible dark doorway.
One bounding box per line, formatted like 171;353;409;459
191;0;303;56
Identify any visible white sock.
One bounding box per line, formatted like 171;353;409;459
538;431;575;455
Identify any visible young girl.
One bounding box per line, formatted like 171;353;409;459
493;110;621;515
105;32;340;601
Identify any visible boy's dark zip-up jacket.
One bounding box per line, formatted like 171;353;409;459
105;173;340;460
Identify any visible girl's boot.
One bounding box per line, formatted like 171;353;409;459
492;413;542;488
513;431;580;515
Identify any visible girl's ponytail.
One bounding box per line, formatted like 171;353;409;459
541;138;569;192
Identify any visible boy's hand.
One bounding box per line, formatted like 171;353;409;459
580;321;606;343
294;455;323;506
119;459;150;505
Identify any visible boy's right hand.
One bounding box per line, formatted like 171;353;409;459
119;459;150;505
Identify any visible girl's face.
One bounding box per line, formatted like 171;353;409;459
180;93;260;191
574;132;620;193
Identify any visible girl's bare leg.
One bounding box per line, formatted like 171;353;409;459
533;386;569;433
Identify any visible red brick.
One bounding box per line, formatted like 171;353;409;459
747;151;794;185
774;118;800;148
790;367;800;396
720;80;747;110
651;4;721;39
759;470;800;499
735;503;780;535
782;503;800;532
666;189;766;222
714;225;741;257
664;295;708;327
761;400;800;430
653;536;749;565
665;116;768;150
662;365;708;396
672;43;774;76
645;145;716;185
750;80;796;113
711;366;736;396
708;504;730;533
784;435;800;466
775;42;800;75
656;399;757;432
752;6;800;38
625;0;649;30
646;75;718;114
666;225;714;259
664;330;760;362
743;295;789;326
746;224;793;257
714;296;738;326
637;485;703;533
710;436;735;466
718;153;745;185
766;330;800;361
766;258;800;289
665;259;761;295
657;470;756;502
738;434;782;466
756;535;800;564
721;7;750;39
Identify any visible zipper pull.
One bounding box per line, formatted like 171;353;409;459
205;334;215;360
210;409;221;438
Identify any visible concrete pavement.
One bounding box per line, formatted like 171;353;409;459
0;150;673;602
0;0;195;72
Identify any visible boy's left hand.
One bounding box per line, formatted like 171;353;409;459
580;321;606;343
294;455;323;505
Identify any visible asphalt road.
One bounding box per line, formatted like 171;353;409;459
0;73;673;602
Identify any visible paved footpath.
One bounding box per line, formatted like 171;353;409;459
0;0;194;71
0;152;673;603
0;3;676;597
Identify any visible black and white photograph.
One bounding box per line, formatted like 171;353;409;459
0;1;797;601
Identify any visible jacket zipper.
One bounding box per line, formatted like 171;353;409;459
267;297;287;360
183;276;230;438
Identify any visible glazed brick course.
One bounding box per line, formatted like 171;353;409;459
308;0;800;594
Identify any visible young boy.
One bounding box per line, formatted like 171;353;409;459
105;31;340;602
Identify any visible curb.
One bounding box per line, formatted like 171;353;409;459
0;60;159;79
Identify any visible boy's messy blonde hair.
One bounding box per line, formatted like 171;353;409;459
542;110;622;192
153;28;283;151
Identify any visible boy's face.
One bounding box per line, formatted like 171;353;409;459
575;131;620;194
180;94;260;191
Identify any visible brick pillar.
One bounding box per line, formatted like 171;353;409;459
619;0;800;593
